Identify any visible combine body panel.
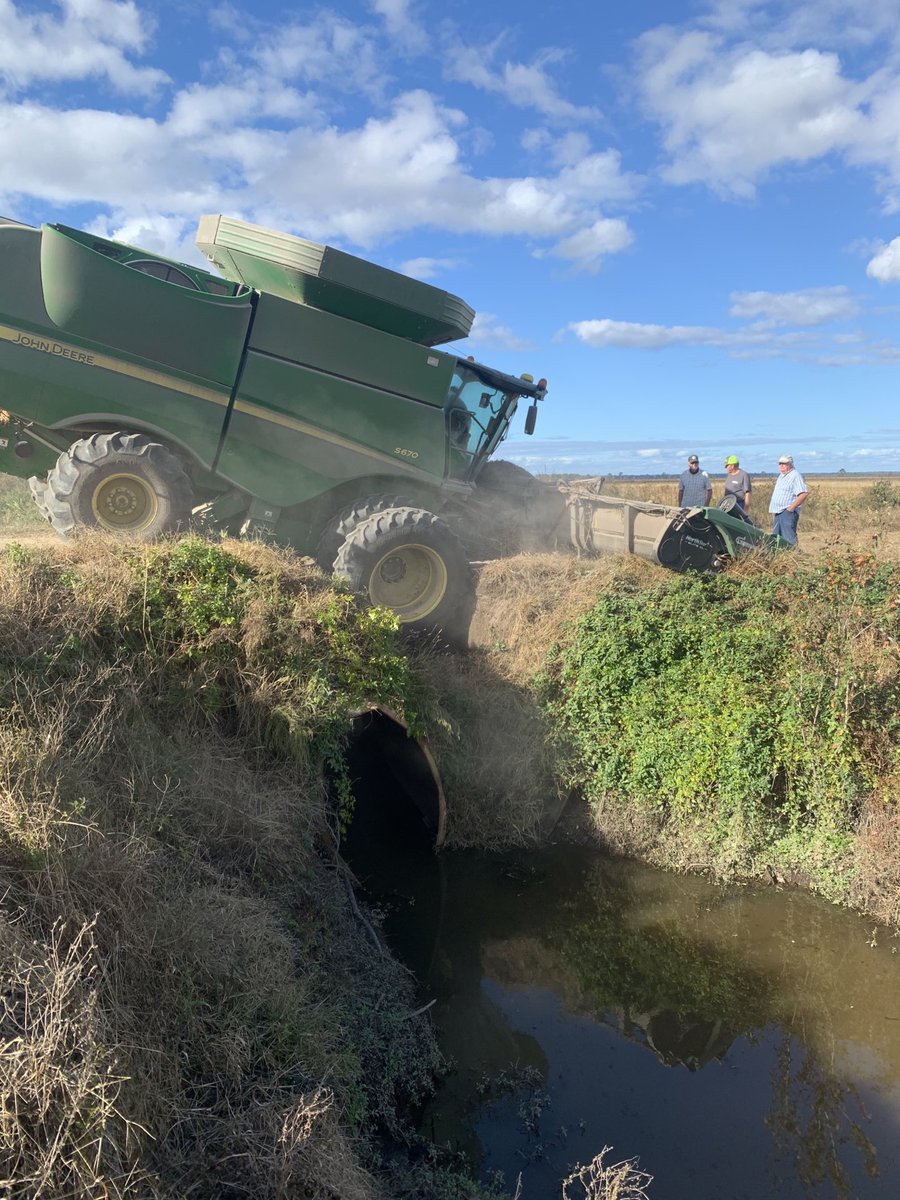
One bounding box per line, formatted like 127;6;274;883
222;290;456;509
0;221;249;474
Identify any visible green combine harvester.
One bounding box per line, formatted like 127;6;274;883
0;214;779;637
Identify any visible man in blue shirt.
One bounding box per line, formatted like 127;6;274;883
768;454;809;546
677;454;712;508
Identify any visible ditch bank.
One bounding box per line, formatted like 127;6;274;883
443;551;899;925
0;535;463;1199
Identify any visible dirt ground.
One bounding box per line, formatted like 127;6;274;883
0;528;55;549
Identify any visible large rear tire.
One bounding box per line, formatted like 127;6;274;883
466;459;568;556
476;459;539;493
43;432;193;540
333;507;473;640
315;493;414;572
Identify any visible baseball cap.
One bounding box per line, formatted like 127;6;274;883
778;454;793;464
725;455;739;465
688;454;699;463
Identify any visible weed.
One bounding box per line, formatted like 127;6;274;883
562;1146;653;1200
540;560;899;893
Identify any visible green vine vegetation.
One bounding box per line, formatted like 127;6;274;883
542;556;900;892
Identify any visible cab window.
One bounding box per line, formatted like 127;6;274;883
445;365;511;463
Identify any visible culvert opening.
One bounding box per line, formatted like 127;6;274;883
342;706;446;849
339;707;447;977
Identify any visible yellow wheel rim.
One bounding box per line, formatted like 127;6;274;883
368;543;448;622
91;473;159;532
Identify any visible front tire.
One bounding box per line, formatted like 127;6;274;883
333;507;473;640
315;493;414;572
43;432;193;540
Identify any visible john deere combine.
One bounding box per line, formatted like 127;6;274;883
0;214;548;636
0;213;779;637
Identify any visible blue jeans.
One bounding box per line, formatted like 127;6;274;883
772;508;799;545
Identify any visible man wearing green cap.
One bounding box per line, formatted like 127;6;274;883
723;455;752;514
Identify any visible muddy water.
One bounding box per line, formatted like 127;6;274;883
344;802;900;1200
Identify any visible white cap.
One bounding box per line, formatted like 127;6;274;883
778;454;793;464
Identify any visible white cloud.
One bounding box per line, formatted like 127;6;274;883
86;212;199;264
555;150;640;204
636;29;862;197
370;0;427;53
729;286;857;325
633;6;900;204
0;84;636;271
866;238;900;281
397;255;458;279
0;7;639;273
0;0;167;94
703;0;900;54
445;38;601;122
167;82;315;137
567;310;900;367
569;318;725;348
250;12;387;99
467;311;531;351
548;218;634;272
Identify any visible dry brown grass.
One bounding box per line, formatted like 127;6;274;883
851;797;900;927
468;553;661;681
561;1148;653;1200
0;917;143;1197
0;536;441;1199
0;476;45;533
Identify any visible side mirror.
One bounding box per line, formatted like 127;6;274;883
524;404;537;435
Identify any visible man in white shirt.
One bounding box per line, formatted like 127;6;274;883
768;454;809;546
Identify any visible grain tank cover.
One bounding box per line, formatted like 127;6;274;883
196;215;475;346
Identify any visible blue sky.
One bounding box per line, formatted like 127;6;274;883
2;0;900;475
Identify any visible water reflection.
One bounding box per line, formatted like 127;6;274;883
357;842;900;1199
